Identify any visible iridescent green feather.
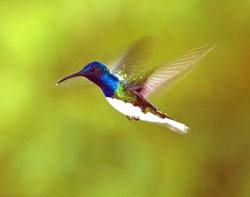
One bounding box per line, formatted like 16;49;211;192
113;82;137;103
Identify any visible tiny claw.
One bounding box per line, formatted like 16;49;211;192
127;116;133;121
126;116;139;121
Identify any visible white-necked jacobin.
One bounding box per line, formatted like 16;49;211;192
56;37;215;134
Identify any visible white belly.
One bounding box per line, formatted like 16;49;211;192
106;97;189;134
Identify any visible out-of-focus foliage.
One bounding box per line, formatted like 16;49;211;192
0;0;249;196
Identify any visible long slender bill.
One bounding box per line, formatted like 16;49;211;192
56;72;82;85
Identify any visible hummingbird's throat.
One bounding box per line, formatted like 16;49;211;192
86;74;119;97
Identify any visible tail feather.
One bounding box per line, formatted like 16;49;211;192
155;110;189;134
164;118;189;134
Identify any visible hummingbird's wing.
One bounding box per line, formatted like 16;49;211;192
110;36;155;80
126;45;216;98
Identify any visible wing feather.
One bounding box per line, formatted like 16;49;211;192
132;45;216;98
110;36;155;80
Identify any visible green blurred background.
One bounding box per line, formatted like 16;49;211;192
0;0;250;196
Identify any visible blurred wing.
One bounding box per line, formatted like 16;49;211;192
110;36;155;81
128;45;216;98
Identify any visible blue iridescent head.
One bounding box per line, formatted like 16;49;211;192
81;61;109;78
57;60;119;97
56;61;110;85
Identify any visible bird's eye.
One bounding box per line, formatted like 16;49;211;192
89;67;95;72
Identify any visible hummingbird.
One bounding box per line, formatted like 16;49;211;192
56;37;215;134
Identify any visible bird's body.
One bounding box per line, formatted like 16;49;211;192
57;37;215;134
92;70;188;132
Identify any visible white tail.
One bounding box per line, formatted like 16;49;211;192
164;118;189;134
106;97;189;134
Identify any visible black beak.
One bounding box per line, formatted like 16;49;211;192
56;71;83;85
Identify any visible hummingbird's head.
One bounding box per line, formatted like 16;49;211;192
56;61;109;85
81;61;109;78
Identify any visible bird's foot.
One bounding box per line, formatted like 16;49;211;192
126;116;139;121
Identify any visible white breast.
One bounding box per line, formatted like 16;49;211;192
106;97;189;134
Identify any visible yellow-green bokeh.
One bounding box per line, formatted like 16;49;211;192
0;1;249;196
